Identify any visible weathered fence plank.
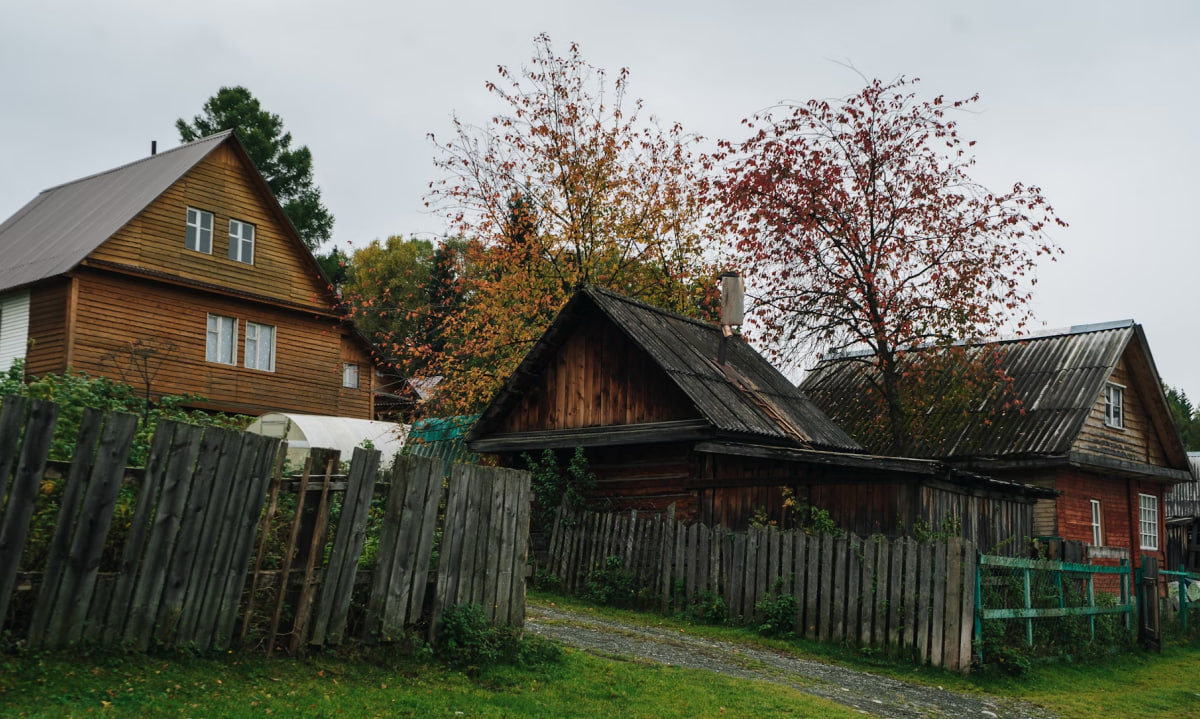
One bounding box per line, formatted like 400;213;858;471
0;399;58;630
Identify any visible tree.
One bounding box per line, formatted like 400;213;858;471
712;77;1064;451
1166;384;1200;451
177;86;334;250
340;235;436;367
422;35;720;412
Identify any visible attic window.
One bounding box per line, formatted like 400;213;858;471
186;208;213;254
1104;383;1124;429
229;219;255;264
343;363;360;389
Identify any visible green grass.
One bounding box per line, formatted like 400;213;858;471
529;590;1200;719
0;646;859;718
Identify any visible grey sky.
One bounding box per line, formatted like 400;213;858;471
2;1;1197;401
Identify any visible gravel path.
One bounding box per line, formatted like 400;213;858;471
526;605;1054;719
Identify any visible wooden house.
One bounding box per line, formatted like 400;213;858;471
0;131;377;418
466;287;1050;552
802;321;1192;565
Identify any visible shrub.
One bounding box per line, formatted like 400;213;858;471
683;589;728;625
755;582;798;637
435;604;562;671
582;556;651;608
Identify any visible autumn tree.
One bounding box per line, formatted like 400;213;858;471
423;34;719;412
711;77;1064;452
177;86;334;250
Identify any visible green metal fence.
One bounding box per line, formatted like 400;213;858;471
975;554;1134;659
1161;565;1200;637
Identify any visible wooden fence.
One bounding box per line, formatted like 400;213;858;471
547;505;976;673
0;396;531;653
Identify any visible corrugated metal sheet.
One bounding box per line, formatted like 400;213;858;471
801;323;1138;459
471;287;859;452
0;131;232;293
406;415;480;466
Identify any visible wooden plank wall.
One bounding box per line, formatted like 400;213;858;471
547;505;978;673
1;397;533;655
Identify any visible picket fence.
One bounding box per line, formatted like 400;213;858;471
0;396;530;653
547;505;976;673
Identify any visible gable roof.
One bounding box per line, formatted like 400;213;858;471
0;130;337;299
801;320;1190;470
467;286;860;452
0;132;236;294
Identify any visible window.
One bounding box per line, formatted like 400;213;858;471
343;362;360;389
1104;383;1124;429
244;322;275;371
1138;494;1159;551
206;314;236;365
228;219;255;264
186;208;213;253
1090;500;1103;546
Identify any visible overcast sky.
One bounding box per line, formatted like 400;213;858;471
3;1;1197;401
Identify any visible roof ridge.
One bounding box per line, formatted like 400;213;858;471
584;284;718;332
39;130;234;195
825;320;1138;361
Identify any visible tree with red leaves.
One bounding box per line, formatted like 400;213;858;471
711;77;1064;451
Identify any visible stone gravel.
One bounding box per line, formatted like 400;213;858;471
526;605;1055;719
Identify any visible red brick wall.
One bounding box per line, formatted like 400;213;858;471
1054;468;1165;565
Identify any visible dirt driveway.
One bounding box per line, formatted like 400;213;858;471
526;604;1054;719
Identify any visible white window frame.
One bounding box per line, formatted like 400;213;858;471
228;219;255;264
343;362;360;389
1138;493;1159;551
186;207;213;254
244;322;276;372
1090;499;1103;546
1104;382;1124;429
206;314;237;365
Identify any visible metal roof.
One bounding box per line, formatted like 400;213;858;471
802;322;1182;462
469;286;860;452
0;131;233;294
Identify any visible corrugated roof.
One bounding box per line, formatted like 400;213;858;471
470;286;860;452
801;322;1149;459
0;131;233;293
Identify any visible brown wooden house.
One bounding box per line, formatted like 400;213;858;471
466;287;1049;552
801;321;1192;565
0;131;377;418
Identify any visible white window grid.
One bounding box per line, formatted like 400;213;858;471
1104;383;1124;429
206;314;236;365
1138;493;1158;551
244;322;275;372
186;208;213;254
1090;499;1103;546
229;219;255;264
343;362;360;389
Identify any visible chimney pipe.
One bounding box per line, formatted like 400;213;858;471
151;141;157;156
718;271;744;364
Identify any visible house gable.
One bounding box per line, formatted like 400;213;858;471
1072;352;1170;468
497;306;700;435
84;140;334;311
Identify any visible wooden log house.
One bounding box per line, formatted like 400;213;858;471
0;131;380;418
802;321;1193;566
466;287;1049;552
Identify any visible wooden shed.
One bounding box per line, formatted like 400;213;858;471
466;287;1048;551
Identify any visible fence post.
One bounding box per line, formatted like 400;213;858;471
1179;564;1188;636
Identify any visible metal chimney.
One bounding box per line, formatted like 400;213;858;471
718;271;744;364
151;141;157;156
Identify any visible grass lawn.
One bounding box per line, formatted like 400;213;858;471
0;646;860;718
528;590;1200;719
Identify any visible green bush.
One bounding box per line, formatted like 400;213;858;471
683;589;728;625
755;584;798;637
523;447;596;535
582;556;651;608
435;604;562;672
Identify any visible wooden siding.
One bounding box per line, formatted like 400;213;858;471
498;315;699;434
25;279;70;377
582;443;696;517
337;335;373;418
59;269;371;417
86;143;332;310
1072;356;1167;467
